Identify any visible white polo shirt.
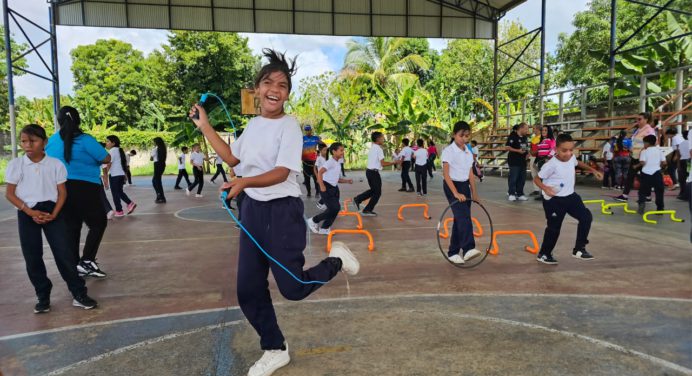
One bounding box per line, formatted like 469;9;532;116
230;115;302;201
602;143;613;161
671;134;684;151
441;142;473;182
538;155;578;198
315;155;326;170
400;146;413;162
321;158;341;186
640;146;664;175
190;151;204;167
108;147;126;177
5;155;67;208
679;139;690;160
178;153;187;169
413;148;428;166
215;155;224;165
150;147;159;162
366;144;385;170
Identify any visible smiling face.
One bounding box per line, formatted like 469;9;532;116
20;132;46;161
105;139;115;149
555;140;575;162
256;70;290;119
541;127;548;137
332;146;345;160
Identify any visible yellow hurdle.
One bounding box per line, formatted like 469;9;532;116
642;210;685;224
602;202;637;215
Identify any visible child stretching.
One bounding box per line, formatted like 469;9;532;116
314;143;328;210
353;131;400;216
308;142;353;234
636;135;665;214
533;133;603;265
186;144;205;198
190;48;360;376
442;121;481;264
5;124;97;312
174;146;192;190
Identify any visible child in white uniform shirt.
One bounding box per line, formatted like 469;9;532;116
398;138;414;192
308;142;353;234
4;124;97;313
442;121;481;264
174;146;192;190
105;135;136;217
413;139;429;196
636;135;666;213
314;143;328;210
186;144;206;197
353;131;400;216
533;133;602;265
189;48;360;376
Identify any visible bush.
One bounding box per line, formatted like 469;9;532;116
88;129;176;147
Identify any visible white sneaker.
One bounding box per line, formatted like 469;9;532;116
329;241;360;275
315;202;326;210
508;195;517;202
448;254;465;264
185;188;191;196
318;228;331;235
195;193;204;198
248;343;290;376
307;218;319;234
463;249;481;261
106;210;114;220
517;195;528;201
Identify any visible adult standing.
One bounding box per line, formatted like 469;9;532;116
46;106;110;278
151;137;167;203
427;140;437;178
301;125;321;197
615;113;656;202
505;122;530;201
677;130;690;201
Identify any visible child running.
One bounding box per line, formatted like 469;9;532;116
186;144;205;198
413;139;428;196
398;138;414;192
314;143;328;210
533;133;603;265
174;146;192;190
442;121;481;264
189;48;360;376
636;135;666;214
353;131;400;216
308;142;353;234
105;135;136;217
5;124;97;312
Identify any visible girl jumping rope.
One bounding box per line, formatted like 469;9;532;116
189;49;360;376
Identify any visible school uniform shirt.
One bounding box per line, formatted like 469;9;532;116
679;139;690;161
538;155;578;198
413;148;428;166
602;143;614;161
190;151;204;167
505;131;529;166
471;146;479;156
321;158;342;186
400;146;414;162
125;153;131;167
150;147;159;162
178;153;187;169
233;162;245;177
46;133;108;185
366;144;385;170
230;115;302;201
108;147;126;177
5;155;67;208
671;134;684;151
215;155;224;165
640;146;664;176
441;142;473;182
315;156;326;170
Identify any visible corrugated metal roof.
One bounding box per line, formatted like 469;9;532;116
52;0;526;39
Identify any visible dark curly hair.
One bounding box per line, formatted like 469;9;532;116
254;48;298;92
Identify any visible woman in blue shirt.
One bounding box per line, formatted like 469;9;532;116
46;106;111;279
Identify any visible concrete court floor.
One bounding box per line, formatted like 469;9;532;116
0;171;690;376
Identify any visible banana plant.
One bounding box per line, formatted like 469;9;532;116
323;108;357;163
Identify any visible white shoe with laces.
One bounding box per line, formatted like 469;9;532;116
516;195;529;201
508;195;517;202
307;218;319;234
448;254;465;264
247;343;290;376
463;249;482;261
329;241;360;275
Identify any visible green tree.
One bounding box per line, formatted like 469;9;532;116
0;28;28;130
71;39;155;130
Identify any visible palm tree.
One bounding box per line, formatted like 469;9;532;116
342;37;429;88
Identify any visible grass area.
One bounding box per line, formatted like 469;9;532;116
0;158;7;184
129;164;180;176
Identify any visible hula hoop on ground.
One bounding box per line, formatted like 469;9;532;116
436;199;494;269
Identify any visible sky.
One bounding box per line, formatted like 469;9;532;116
1;0;589;100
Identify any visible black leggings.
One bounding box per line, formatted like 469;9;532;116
152;161;166;200
64;180;107;263
401;161;413;190
211;164;228;183
313;183;340;228
415;164;427;194
188;167;204;194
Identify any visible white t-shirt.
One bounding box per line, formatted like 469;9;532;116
413;148;428;166
321;158;341;186
441;142;473;182
125;153;131;166
400;146;414;161
233;162;245;177
5;155;67;208
671;134;684;150
215;155;224;165
602;143;613;161
315;155;326;170
108;147;126;177
471;146;479;156
230;115;302;201
150;147;159;162
178;153;187;169
190;151;204;167
538;155;578;199
366;144;385;170
679;139;690;161
639;146;664;175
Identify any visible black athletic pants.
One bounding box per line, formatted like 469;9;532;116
443;181;475;256
188;167;204;194
400;161;413;190
539;193;592;255
211;164;227;183
152;161;166;200
354;169;382;212
313;183;340;228
415;164;427;194
175;168;191;188
64;180;107;263
638;171;664;210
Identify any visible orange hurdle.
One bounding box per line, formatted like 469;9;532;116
397;203;431;221
342;199;352;213
337;211;363;229
438;217;483;239
490;230;539;255
326;229;375;252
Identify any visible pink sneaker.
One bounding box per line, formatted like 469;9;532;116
114;211;125;217
127;202;137;214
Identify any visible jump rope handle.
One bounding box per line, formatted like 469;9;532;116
190;94;209;120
